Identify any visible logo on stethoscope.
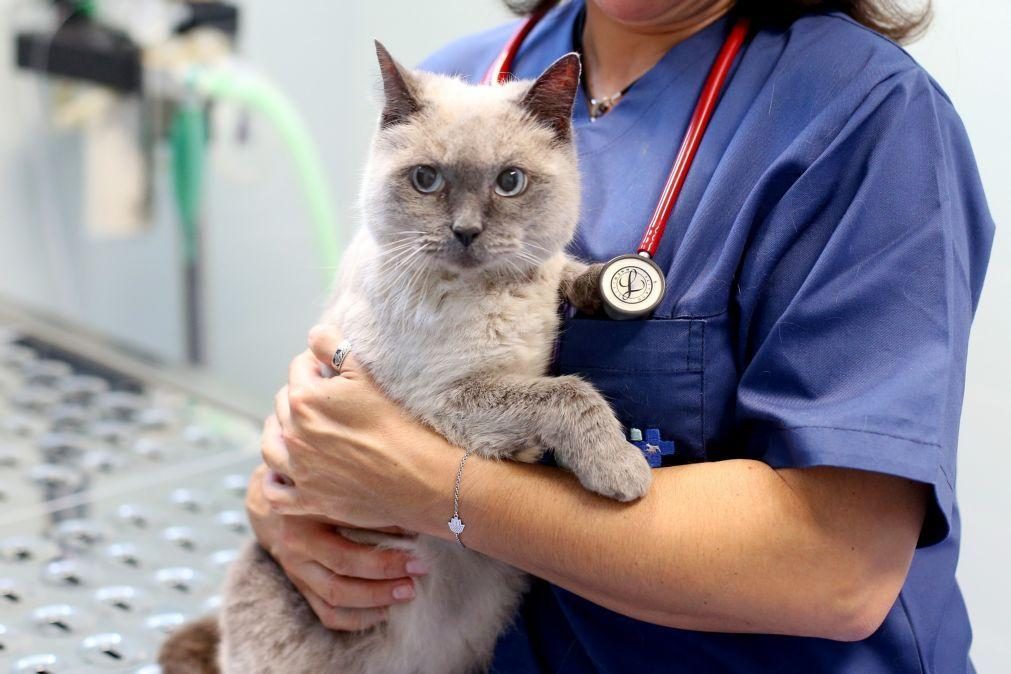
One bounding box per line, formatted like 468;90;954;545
610;265;654;305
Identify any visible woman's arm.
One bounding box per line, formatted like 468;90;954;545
262;327;928;642
413;454;927;641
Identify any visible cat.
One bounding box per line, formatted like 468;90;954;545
159;42;651;674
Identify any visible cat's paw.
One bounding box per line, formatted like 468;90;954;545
573;435;653;502
563;263;605;316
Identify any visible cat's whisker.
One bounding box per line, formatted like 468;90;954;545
377;239;426;255
402;261;430;308
405;256;435;297
512;248;542;261
382;244;430;268
392;259;427;295
378;233;428;246
378;238;420;249
523;242;556;257
379;229;428;236
495;255;527;281
376;232;431;247
381;239;435;261
378;264;416;299
515;242;558;260
379;247;430;297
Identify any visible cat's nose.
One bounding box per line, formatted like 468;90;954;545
451;224;482;247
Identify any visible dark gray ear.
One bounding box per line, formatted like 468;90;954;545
521;52;581;142
375;40;420;128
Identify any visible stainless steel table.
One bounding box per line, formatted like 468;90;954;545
0;299;263;673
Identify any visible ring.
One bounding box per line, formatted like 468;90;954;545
331;340;352;374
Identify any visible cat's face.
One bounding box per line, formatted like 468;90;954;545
362;44;582;278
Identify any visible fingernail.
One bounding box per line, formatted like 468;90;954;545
405;559;429;576
392;584;415;601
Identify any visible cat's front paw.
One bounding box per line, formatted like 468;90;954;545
563;263;605;316
573;434;653;502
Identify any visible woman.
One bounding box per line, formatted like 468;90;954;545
252;0;994;671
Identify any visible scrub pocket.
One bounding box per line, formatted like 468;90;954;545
553;317;706;463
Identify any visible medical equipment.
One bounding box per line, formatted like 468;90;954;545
158;62;342;363
484;10;751;319
0;297;261;672
13;1;341;364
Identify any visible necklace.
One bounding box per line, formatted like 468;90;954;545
587;81;636;120
572;6;639;121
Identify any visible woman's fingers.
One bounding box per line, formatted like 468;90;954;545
307;324;365;378
260;413;293;479
288;350;328;402
291;560;417;609
303;527;425;581
273;386;293;430
262;413;283;445
259;415;298;509
261;468;300;513
294;580;390;632
307;325;342;368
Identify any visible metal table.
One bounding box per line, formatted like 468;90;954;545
0;298;263;673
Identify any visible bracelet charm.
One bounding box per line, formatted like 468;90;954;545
449;448;475;546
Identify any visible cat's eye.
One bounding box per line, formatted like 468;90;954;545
494;167;527;197
411;165;444;194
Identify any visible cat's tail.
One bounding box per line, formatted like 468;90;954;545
158;615;222;674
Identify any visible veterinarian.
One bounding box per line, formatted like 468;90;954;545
252;0;994;671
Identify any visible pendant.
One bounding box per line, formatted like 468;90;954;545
448;515;465;536
588;97;612;120
598;254;666;320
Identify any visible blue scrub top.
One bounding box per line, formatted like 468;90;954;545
421;3;995;672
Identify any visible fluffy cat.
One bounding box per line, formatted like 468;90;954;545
159;43;651;674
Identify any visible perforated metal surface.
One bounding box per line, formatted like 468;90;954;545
0;315;260;673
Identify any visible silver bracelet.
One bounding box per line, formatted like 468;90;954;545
448;448;475;547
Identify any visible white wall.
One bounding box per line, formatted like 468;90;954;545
0;0;1007;669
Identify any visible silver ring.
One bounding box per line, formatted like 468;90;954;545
331;340;352;374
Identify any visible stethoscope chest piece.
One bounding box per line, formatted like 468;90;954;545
599;254;666;320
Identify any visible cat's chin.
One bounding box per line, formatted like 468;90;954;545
429;246;551;279
452;253;484;270
436;248;496;273
446;257;537;279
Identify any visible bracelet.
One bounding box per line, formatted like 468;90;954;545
448;448;475;547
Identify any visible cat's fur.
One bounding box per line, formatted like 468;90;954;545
159;44;650;674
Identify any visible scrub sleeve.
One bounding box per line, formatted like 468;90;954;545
734;67;991;546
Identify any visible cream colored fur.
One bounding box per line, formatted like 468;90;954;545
161;48;651;674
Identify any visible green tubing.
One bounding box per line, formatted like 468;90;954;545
187;67;342;279
75;0;97;18
169;102;206;264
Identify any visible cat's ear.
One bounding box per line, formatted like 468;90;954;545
521;52;581;143
375;40;421;128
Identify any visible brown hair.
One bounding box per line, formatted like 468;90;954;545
502;0;932;44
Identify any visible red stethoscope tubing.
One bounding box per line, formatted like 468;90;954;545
483;8;750;259
481;4;555;85
637;17;749;257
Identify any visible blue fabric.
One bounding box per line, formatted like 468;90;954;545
420;3;994;672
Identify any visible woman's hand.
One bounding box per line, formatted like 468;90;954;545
246;457;429;631
259;325;462;534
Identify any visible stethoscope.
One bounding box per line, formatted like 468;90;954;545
483;6;751;320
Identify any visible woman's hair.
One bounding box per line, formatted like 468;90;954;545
501;0;931;43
